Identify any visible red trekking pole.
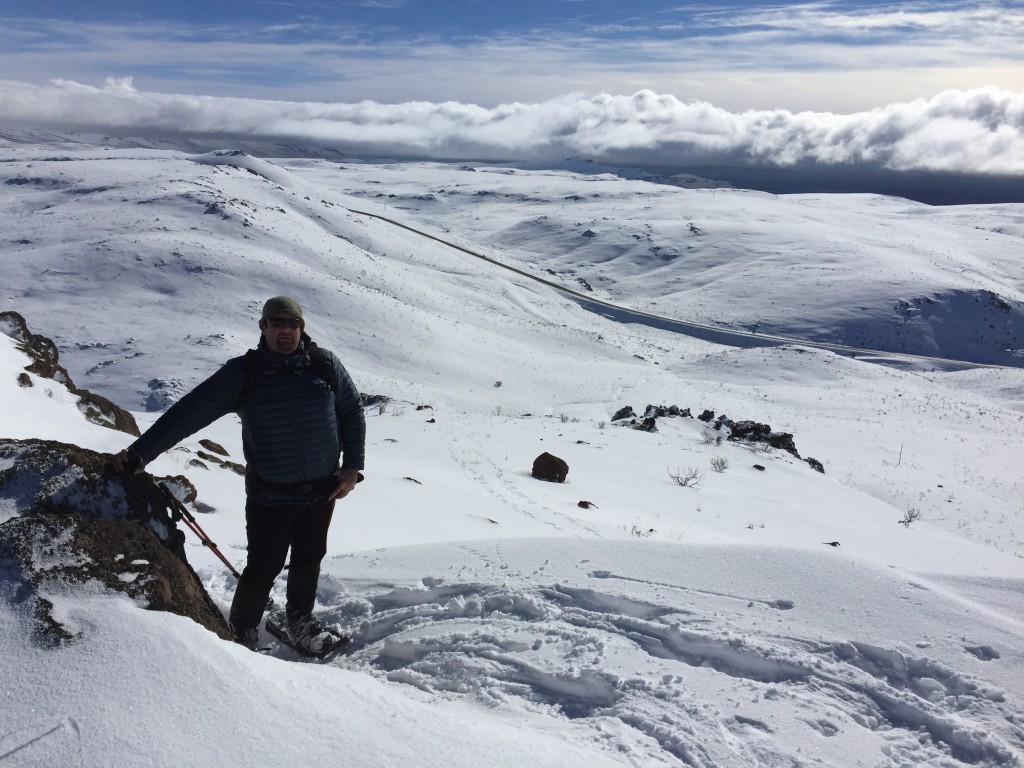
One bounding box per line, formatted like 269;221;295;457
158;482;241;579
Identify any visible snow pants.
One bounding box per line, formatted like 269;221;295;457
228;496;335;629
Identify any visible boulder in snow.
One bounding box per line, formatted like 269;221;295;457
532;452;569;483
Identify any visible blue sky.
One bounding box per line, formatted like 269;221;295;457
1;2;1022;174
2;1;1021;110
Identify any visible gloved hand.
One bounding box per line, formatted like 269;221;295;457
109;448;145;475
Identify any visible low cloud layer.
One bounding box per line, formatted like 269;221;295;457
2;78;1022;175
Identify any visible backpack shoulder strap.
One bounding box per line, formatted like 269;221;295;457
236;348;265;409
307;342;338;393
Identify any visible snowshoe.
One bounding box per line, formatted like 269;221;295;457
230;622;260;651
264;609;349;659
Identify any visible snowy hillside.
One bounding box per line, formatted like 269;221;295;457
294;159;1024;366
1;139;1023;768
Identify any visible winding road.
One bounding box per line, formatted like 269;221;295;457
348;207;1003;372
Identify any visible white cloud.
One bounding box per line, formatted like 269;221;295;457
2;78;1022;174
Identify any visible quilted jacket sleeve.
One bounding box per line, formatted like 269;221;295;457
130;357;246;465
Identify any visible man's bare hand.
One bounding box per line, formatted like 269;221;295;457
330;468;362;500
109;449;145;475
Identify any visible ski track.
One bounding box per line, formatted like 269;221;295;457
206;560;1023;768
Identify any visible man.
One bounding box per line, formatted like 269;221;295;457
112;296;365;653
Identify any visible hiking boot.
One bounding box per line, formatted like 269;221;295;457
285;611;335;655
231;622;259;651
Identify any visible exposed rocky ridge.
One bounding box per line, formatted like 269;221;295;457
612;403;825;473
0;310;140;436
0;439;232;645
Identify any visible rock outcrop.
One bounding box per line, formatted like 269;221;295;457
0;438;232;646
610;401;824;473
0;311;140;436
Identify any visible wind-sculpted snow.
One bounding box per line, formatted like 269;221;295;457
238;540;1022;767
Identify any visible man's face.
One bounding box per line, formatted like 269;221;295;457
262;315;302;355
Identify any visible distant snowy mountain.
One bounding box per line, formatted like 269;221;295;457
4;122;1022;205
0;123;351;159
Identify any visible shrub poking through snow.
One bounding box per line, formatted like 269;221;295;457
669;467;703;488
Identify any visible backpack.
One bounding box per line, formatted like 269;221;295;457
236;342;336;409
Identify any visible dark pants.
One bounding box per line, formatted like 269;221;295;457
228;497;335;629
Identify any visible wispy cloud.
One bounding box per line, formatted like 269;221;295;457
0;3;1020;111
2;78;1021;174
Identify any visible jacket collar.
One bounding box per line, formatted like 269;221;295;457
256;333;312;368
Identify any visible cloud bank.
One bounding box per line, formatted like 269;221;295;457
2;78;1022;174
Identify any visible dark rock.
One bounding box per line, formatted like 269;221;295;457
729;421;772;441
160;474;199;505
0;439;231;645
697;409;715;422
0;311;139;436
195;449;246;476
806;457;825;473
727;420;800;457
753;464;766;471
767;432;799;456
635;416;658;433
198;439;229;456
17;372;31;387
611;406;635;422
532;452;569;483
651;404;683;418
577;500;597;509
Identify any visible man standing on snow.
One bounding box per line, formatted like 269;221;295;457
111;296;365;653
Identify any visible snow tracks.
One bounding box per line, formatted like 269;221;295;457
307;540;1021;768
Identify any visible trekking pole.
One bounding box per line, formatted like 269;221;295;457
158;482;242;579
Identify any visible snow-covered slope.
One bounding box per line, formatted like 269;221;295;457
291;158;1024;366
2;146;1021;550
2;142;1023;768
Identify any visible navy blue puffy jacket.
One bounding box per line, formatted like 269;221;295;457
130;336;365;505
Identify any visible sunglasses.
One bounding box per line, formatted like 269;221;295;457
267;317;302;329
